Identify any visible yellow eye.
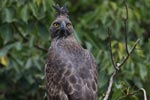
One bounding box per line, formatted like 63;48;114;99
66;23;71;28
53;23;59;28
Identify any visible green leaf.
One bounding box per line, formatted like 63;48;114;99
25;58;32;69
33;59;41;71
0;43;16;57
110;1;117;11
17;0;26;7
15;42;22;51
134;9;141;20
21;5;29;23
29;2;38;18
29;2;45;19
139;63;147;81
36;0;42;6
133;77;143;88
25;75;35;85
0;0;8;8
42;0;47;12
29;35;35;48
2;8;16;23
38;23;49;39
0;24;13;43
98;71;108;88
111;89;122;100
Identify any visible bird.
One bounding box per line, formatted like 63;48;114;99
45;4;98;100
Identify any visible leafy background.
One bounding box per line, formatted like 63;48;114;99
0;0;149;100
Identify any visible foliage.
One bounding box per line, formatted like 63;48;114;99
0;0;150;100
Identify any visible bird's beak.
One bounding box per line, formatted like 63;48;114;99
60;21;66;32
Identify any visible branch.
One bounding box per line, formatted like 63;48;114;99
124;3;129;55
141;88;148;100
103;2;142;100
34;44;48;52
104;31;139;100
117;88;147;100
108;28;118;70
13;23;48;52
103;71;116;100
117;39;139;68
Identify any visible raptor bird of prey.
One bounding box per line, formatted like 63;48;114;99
45;4;98;100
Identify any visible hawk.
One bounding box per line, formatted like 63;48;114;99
45;4;98;100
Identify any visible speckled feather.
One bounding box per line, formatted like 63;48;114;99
45;37;98;100
45;4;98;100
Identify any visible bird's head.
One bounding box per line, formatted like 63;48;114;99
50;4;74;39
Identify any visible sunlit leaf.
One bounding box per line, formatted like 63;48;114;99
37;0;42;6
110;1;117;11
134;9;141;20
0;56;8;66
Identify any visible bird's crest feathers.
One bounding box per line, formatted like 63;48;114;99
53;4;69;18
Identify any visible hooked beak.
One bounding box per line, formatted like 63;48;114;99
59;21;66;32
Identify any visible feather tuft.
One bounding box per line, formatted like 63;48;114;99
53;4;69;18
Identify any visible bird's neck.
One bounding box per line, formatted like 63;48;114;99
51;35;76;45
50;35;82;51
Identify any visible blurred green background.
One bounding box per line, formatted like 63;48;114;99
0;0;149;100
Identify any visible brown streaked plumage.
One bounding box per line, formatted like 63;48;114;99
45;4;98;100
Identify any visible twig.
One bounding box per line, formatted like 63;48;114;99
103;33;139;100
13;23;48;52
34;44;48;52
124;3;129;55
108;28;118;70
107;29;139;70
103;71;117;100
140;88;147;100
117;39;140;69
103;2;141;100
117;88;147;100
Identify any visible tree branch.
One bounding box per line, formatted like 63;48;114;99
108;28;118;70
13;23;48;52
124;3;129;55
103;71;117;100
108;28;119;70
103;31;139;100
117;39;139;69
103;2;145;100
117;88;147;100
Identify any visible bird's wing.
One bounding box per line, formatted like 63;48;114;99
61;50;98;100
45;48;68;100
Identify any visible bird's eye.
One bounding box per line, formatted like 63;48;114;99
66;23;71;28
53;23;60;28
